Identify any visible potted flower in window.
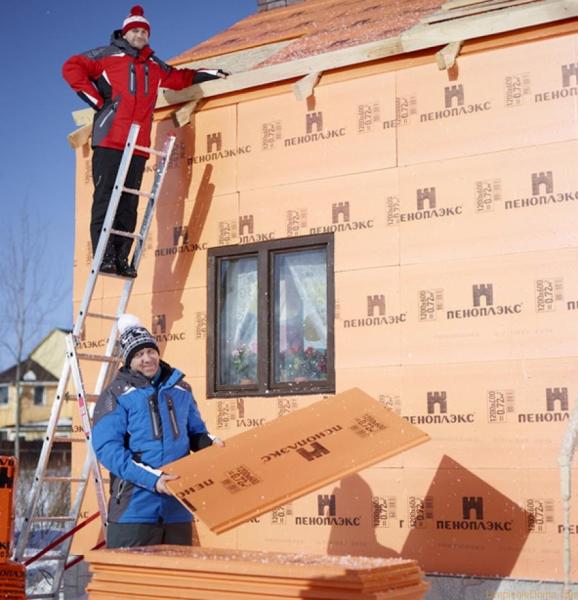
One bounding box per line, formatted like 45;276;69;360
231;344;257;384
279;345;327;382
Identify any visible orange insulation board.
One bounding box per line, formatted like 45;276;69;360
85;545;430;599
165;388;429;533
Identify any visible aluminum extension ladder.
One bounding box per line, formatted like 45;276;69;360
13;123;176;599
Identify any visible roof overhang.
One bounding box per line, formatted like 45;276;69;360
68;0;578;147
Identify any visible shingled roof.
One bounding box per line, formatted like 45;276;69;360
170;0;445;66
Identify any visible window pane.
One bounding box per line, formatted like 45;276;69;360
0;386;8;405
34;386;45;406
218;256;258;386
274;248;328;384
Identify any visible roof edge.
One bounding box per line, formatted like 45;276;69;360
68;0;578;143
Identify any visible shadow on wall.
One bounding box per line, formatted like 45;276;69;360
326;456;531;600
150;116;215;356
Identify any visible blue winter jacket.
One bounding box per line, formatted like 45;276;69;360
92;361;212;524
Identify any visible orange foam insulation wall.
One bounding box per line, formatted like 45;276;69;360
70;21;578;581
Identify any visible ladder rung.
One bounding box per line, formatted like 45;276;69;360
85;393;100;403
122;186;154;199
44;476;86;483
85;311;118;320
23;553;66;562
31;516;76;523
76;353;117;363
110;228;144;240
134;144;167;158
98;270;136;280
53;436;85;443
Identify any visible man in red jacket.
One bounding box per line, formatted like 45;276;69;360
63;5;228;277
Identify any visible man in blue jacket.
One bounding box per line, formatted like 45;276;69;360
92;314;221;548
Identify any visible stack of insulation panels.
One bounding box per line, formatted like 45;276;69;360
85;545;430;599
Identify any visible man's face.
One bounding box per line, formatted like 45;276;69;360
130;347;160;378
123;27;149;50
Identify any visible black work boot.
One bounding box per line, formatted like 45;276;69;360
116;257;137;278
99;246;118;275
116;243;137;278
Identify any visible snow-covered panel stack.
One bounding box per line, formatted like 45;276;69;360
85;545;430;600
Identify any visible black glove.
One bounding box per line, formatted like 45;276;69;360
194;68;230;83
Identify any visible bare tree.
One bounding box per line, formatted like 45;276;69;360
0;208;68;459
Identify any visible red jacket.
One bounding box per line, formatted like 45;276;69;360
63;31;196;155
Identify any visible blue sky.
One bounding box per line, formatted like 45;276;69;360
0;1;256;367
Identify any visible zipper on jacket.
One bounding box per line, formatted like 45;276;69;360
144;64;149;96
166;396;180;439
99;101;117;128
148;394;162;439
129;63;136;95
115;479;127;504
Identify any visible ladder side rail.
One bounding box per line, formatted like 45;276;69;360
92;289;132;397
66;335;108;522
47;452;97;597
73;124;141;338
92;135;176;396
131;135;176;272
13;359;72;561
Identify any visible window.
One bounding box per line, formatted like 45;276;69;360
208;234;334;397
0;386;8;405
33;385;45;406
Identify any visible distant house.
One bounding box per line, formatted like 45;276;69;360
0;328;72;441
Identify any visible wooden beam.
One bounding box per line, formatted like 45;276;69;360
67;124;91;149
293;71;322;101
402;0;578;49
172;99;201;128
436;40;463;69
72;108;93;127
425;0;540;24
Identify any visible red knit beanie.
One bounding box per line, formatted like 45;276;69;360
122;5;150;35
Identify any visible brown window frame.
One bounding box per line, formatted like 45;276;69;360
207;233;335;398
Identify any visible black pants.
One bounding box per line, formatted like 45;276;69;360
91;147;147;256
106;521;193;548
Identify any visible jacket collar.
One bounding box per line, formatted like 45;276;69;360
110;30;154;61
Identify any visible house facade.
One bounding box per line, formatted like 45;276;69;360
0;329;72;440
70;0;578;583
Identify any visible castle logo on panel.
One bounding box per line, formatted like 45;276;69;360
387;186;463;225
446;283;522;320
518;387;570;423
155;225;208;257
404;391;475;426
188;131;252;164
239;214;275;244
419;84;491;122
436;496;514;532
295;494;362;527
506;171;578;210
151;314;186;342
535;62;578;104
342;294;406;328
